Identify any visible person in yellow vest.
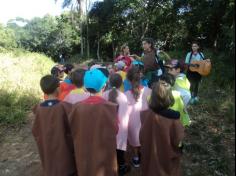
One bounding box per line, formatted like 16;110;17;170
164;59;191;106
159;73;191;127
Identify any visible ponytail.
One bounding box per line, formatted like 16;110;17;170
127;67;141;102
108;87;118;104
108;73;123;104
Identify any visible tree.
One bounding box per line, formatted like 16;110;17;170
0;24;17;49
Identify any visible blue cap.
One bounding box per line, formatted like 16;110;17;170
132;60;144;66
84;69;108;92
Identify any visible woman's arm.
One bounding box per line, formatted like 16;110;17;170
129;54;143;61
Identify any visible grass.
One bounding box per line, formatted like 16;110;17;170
0;49;55;124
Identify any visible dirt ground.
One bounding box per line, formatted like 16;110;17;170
0;107;235;176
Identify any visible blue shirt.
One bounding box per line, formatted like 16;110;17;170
185;52;204;64
123;78;148;92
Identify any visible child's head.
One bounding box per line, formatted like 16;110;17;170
127;66;141;101
40;75;60;96
132;60;145;78
63;64;74;75
159;73;176;87
108;73;123;104
84;68;109;94
164;59;184;76
109;73;123;89
149;80;174;112
191;41;200;52
51;65;64;80
70;69;85;88
115;61;126;71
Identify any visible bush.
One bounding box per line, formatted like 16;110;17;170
0;50;55;124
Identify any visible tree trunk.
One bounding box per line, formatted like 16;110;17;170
97;34;100;60
78;0;86;57
86;0;90;59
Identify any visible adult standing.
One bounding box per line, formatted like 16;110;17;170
185;41;205;104
114;44;135;70
132;38;166;88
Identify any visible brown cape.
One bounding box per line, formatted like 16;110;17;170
32;101;77;176
69;96;118;176
143;50;159;73
140;109;184;176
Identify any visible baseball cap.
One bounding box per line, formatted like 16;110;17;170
84;68;108;92
132;60;144;66
164;59;179;68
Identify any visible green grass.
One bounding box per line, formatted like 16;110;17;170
0;49;55;124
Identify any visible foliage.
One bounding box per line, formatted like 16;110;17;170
0;49;54;124
0;24;17;49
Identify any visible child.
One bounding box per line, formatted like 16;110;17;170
114;61;127;92
140;81;184;176
51;65;65;81
125;67;151;168
160;73;191;127
63;63;75;83
165;59;191;106
64;68;89;104
32;75;77;176
103;73;131;175
69;68;118;176
185;41;205;104
123;61;148;92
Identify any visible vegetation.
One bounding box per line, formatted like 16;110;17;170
0;49;54;124
0;1;234;174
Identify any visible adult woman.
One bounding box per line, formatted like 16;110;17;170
114;44;135;70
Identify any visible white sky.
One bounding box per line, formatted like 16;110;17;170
0;0;65;24
0;0;102;25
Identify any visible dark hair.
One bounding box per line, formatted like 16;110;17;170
70;69;85;88
159;73;176;87
51;66;61;78
149;80;174;112
142;38;155;50
40;75;60;95
192;41;200;46
108;74;123;104
64;64;74;74
127;66;141;102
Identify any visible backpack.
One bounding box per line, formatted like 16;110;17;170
154;49;165;74
189;52;205;63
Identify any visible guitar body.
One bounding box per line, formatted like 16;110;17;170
189;59;211;76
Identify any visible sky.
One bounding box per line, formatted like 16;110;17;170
0;0;102;25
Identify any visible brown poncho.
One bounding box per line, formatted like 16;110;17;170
140;109;184;176
32;100;77;176
143;50;159;73
69;96;118;176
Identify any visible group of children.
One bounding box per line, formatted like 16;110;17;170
32;52;193;176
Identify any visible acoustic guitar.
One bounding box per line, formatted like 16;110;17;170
187;59;212;76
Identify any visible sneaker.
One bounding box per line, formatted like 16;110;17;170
132;157;140;168
118;164;131;176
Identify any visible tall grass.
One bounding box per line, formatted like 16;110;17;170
0;49;55;124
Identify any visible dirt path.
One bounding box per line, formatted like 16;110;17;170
0;106;235;176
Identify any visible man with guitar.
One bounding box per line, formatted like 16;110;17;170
185;41;211;104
